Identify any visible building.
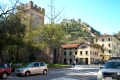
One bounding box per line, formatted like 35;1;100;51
61;42;100;65
2;1;47;62
17;1;45;26
94;34;120;60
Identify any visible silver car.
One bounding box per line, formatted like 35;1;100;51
15;62;48;77
97;59;120;80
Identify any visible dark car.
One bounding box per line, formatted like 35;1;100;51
94;60;106;65
0;62;12;79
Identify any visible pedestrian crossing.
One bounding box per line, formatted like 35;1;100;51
49;67;98;76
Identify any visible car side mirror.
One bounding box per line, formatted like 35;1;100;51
100;67;103;69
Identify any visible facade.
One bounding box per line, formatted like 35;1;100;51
94;34;120;60
61;42;100;65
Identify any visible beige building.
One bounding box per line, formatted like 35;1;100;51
94;34;120;60
61;42;100;65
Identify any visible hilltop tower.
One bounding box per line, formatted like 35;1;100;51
17;1;45;26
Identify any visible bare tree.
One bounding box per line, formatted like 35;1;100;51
38;0;66;65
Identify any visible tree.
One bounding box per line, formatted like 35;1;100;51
113;31;120;41
38;0;66;64
0;0;26;62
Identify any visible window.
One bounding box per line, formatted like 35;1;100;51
64;48;66;50
0;64;4;68
93;52;94;55
4;64;8;68
64;52;66;55
90;51;92;55
96;39;98;42
109;50;111;53
40;63;45;66
86;51;88;55
82;46;83;48
108;38;110;41
33;63;39;67
95;52;96;55
80;51;82;55
102;44;104;47
70;51;72;55
75;51;77;55
102;38;104;42
108;43;111;47
82;46;86;48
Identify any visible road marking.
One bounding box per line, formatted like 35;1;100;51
50;67;98;75
49;77;79;80
66;72;97;76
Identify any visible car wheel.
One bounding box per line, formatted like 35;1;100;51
1;72;8;79
43;70;47;75
25;71;30;77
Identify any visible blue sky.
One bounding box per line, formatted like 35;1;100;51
2;0;120;35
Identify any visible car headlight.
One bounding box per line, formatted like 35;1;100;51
21;70;25;72
117;73;120;75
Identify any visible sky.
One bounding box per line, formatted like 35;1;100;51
2;0;120;35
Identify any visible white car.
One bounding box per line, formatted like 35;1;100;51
97;57;120;80
15;62;48;77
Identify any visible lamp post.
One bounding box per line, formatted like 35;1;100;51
50;54;53;65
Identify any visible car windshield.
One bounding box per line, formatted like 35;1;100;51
25;63;33;67
104;62;120;69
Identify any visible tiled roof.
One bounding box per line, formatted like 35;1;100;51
61;42;99;49
61;44;79;48
94;33;112;38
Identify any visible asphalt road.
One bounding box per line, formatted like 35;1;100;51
5;65;102;80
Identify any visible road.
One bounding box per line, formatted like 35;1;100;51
6;65;103;80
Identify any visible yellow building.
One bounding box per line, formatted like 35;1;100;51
94;34;120;60
61;42;100;65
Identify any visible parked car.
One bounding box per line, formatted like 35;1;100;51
94;60;106;65
0;62;12;79
15;62;48;77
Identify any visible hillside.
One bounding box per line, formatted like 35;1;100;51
61;18;101;44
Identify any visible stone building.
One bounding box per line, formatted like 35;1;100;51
2;1;48;62
17;1;45;26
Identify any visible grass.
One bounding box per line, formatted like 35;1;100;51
48;64;71;68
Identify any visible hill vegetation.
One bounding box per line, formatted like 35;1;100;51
61;18;101;44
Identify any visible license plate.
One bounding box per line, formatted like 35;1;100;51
102;77;112;80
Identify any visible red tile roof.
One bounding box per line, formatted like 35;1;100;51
61;44;79;48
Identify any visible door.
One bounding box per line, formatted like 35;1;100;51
31;63;40;74
85;58;88;64
39;63;46;73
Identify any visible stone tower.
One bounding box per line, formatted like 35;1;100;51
17;1;45;26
